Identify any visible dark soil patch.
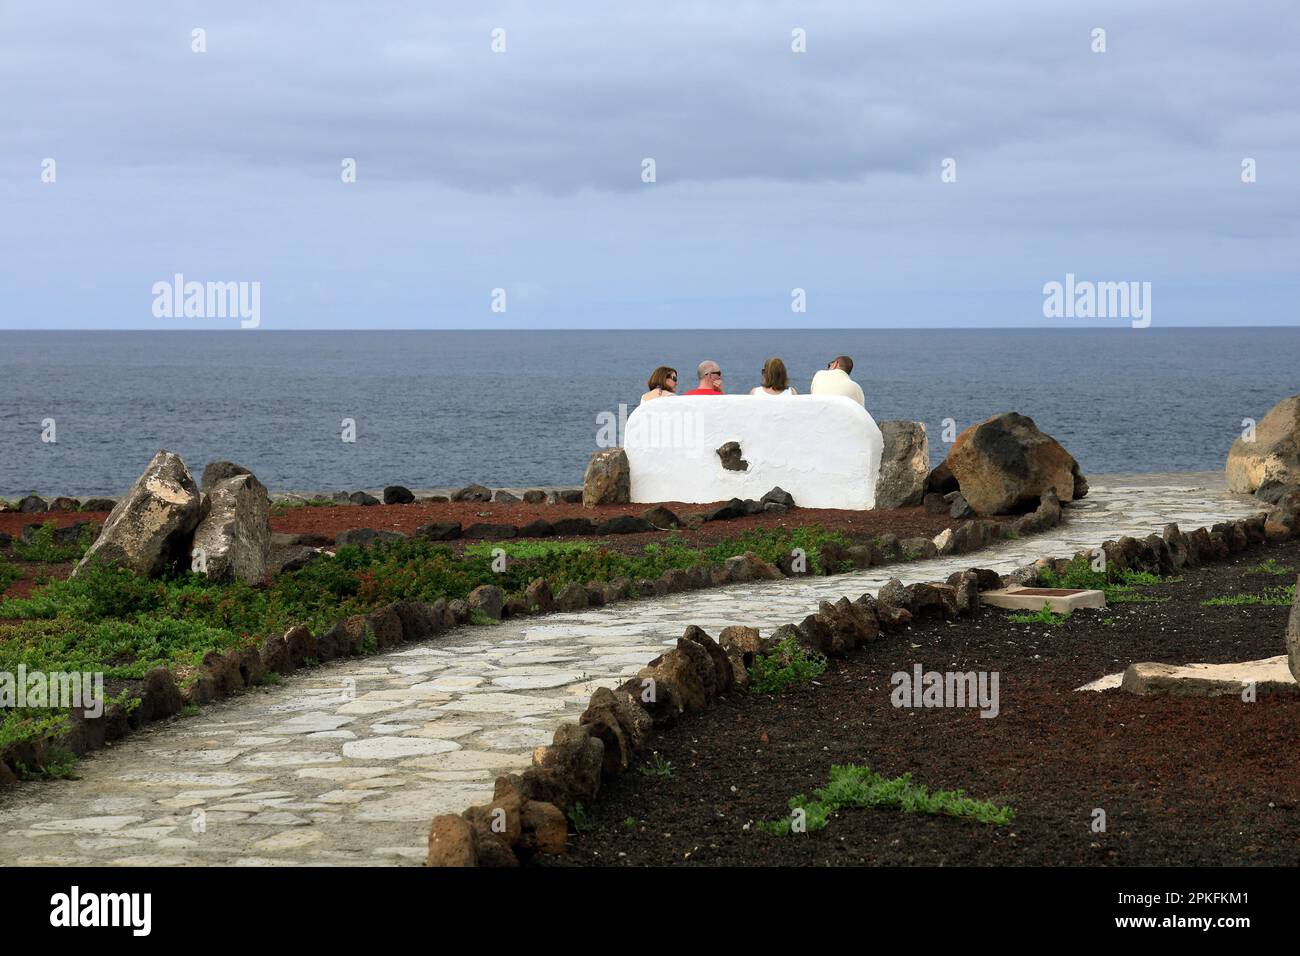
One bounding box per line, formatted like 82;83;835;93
547;541;1300;866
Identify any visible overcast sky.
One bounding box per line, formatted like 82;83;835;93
2;1;1297;329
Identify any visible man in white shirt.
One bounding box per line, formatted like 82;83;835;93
809;355;865;406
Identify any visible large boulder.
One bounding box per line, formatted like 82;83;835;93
191;471;271;584
1226;395;1300;494
200;460;252;492
943;412;1083;516
383;485;416;505
75;450;204;577
582;449;630;508
452;484;493;502
875;421;929;510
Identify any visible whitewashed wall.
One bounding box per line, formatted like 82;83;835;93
624;395;884;510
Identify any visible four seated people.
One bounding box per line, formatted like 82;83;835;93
643;355;862;406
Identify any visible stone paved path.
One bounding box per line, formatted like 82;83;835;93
0;474;1262;866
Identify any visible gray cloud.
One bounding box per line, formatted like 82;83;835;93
1;0;1296;329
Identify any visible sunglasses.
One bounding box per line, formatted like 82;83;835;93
707;370;723;378
667;373;677;380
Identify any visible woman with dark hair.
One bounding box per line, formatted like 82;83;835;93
642;366;679;402
751;357;797;396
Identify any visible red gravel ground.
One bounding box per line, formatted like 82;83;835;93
544;539;1300;867
0;566;70;603
0;499;996;601
0;510;101;537
1;499;979;555
265;499;969;551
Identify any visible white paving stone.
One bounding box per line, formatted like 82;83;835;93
341;737;461;760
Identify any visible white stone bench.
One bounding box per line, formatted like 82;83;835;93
624;395;884;510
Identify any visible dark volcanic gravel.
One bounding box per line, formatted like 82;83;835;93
547;540;1300;867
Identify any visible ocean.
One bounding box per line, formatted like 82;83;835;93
0;328;1294;497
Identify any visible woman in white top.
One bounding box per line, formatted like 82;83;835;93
750;357;798;396
641;366;679;402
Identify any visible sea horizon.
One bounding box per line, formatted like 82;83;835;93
2;327;1295;497
2;325;1293;333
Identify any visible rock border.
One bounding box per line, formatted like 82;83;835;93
0;488;1064;788
6;489;1275;791
425;501;1299;866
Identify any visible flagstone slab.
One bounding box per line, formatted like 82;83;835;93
406;721;482;739
343;777;406;789
245;812;310;826
114;771;269;787
316;789;386;804
253;829;323;851
488;672;587;690
75;837;141;850
435;692;567;716
355;785;492;822
400;750;533;772
241;752;342;768
264;714;355;735
294;767;392;782
1120;656;1299;697
474;726;555;750
342;737;461;760
146;748;248;766
31;816;143;832
336;700;408;715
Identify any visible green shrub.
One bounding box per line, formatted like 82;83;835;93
11;522;97;563
748;638;827;694
0;558;19;595
1006;603;1071;626
566;802;596;833
1202;585;1295;607
1038;556;1178;604
759;763;1014;835
637;751;674;777
0;709;70;751
15;746;80;781
0;616;248;679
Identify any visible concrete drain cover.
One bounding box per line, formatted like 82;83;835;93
981;586;1106;611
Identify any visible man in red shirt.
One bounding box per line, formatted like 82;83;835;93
683;360;725;395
